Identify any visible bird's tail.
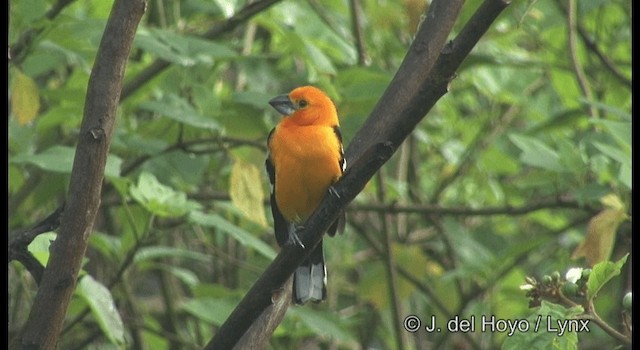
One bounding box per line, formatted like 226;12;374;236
293;240;327;304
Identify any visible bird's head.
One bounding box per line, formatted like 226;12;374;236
269;86;339;126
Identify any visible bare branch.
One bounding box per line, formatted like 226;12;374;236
350;0;369;66
564;0;599;118
553;0;631;89
348;196;591;216
20;1;146;348
374;171;406;349
8;205;65;284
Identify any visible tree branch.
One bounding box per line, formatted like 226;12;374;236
564;0;599;118
19;1;146;348
8;205;65;284
205;0;510;348
553;0;631;89
348;196;590;216
375;170;406;349
349;0;369;66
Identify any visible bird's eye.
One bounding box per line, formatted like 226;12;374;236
298;100;308;108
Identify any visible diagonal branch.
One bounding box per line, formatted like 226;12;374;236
19;1;146;348
8;205;65;284
205;0;511;348
564;0;599;118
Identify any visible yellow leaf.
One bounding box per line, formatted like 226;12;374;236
229;158;268;227
600;193;625;211
572;208;627;266
11;70;41;125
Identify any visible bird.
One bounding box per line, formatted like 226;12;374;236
266;85;346;304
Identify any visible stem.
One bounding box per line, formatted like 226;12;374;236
375;170;406;350
565;0;599;118
584;300;632;347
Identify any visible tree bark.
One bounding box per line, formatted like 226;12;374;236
19;1;146;349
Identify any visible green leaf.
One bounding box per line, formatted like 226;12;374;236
89;232;122;261
590;119;631;151
303;40;337;76
529;109;585;134
502;301;582;350
189;211;276;259
155;264;200;287
134;246;211;264
479;147;520;175
139;93;221;130
229;158;268;227
593;141;630;166
27;232;58;266
586;253;629;299
75;275;125;345
508;134;565;172
288;308;358;346
134;28;237;66
129;172;201;217
181;297;236;325
580;99;631;120
10;146;122;178
618;162;631;189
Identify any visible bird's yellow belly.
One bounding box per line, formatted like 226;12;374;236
272;129;342;223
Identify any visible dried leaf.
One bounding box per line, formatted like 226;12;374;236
229;159;268;227
572;208;627;266
11;70;41;125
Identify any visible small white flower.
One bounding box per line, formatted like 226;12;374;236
565;267;583;283
520;283;535;291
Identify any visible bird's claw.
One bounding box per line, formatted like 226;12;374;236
328;185;341;199
287;228;306;249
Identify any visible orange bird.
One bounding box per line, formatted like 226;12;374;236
266;86;346;304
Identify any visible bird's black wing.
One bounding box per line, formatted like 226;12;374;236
266;128;290;246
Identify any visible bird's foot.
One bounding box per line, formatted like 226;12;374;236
328;185;341;199
287;226;306;249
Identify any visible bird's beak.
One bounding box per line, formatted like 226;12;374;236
269;95;296;116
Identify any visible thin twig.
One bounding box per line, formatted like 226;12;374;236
8;205;65;284
351;220;481;350
349;0;369;66
565;0;599;118
375;170;406;350
348;196;591;216
553;0;631;89
120;136;265;176
585;300;631;347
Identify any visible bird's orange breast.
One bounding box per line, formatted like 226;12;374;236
269;121;343;223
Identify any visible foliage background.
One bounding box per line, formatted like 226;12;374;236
8;0;631;349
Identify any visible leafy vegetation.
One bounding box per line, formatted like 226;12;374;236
9;0;631;349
